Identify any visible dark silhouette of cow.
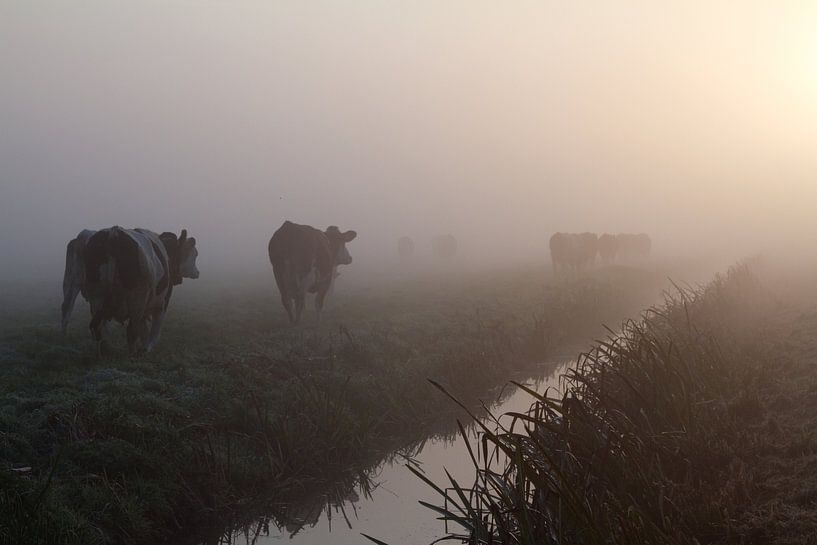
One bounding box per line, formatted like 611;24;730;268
268;221;357;324
549;232;598;274
82;226;199;355
597;233;619;264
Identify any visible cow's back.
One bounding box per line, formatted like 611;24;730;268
133;229;173;295
85;227;170;313
269;221;325;277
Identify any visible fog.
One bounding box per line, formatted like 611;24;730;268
2;1;817;281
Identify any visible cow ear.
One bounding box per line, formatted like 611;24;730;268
188;237;196;247
342;230;357;242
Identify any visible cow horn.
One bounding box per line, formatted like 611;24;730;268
179;229;188;244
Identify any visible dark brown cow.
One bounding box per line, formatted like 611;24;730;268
597;233;618;264
268;221;357;324
549;232;598;273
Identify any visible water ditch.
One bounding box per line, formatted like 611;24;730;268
201;357;574;545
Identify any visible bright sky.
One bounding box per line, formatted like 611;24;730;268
1;1;816;274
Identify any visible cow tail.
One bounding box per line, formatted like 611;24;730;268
108;228;141;289
63;239;79;296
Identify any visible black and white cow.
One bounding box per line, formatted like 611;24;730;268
268;221;357;324
82;226;199;355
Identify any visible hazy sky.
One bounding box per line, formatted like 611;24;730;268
2;1;817;278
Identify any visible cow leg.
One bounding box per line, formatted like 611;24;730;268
294;291;305;324
315;288;328;324
126;319;139;355
280;294;295;323
272;260;297;324
126;311;148;356
89;316;110;358
61;284;82;335
143;309;166;353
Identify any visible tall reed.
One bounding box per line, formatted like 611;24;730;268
417;263;767;544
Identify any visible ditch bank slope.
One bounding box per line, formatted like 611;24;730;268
424;263;817;545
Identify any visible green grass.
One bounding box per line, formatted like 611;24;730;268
0;264;680;545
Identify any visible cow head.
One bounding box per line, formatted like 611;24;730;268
160;229;200;284
325;226;357;266
177;230;200;279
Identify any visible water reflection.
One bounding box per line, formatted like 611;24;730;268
201;360;572;545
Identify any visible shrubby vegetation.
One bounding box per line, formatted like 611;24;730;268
421;263;817;544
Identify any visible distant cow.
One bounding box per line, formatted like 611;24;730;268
432;234;457;260
83;226;199;355
268;221;357;324
597;233;618;264
549;232;598;274
61;229;97;334
397;236;415;258
616;233;652;261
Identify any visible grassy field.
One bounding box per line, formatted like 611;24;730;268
0;263;695;545
422;261;817;545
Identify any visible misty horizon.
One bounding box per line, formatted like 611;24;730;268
3;1;817;280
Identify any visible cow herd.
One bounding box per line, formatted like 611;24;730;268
61;221;355;356
395;234;458;260
549;232;651;273
59;222;650;356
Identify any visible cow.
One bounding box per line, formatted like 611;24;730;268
549;232;598;274
268;221;357;324
82;226;199;355
432;234;457;260
549;232;569;274
397;236;415;258
597;233;618;264
61;229;96;334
